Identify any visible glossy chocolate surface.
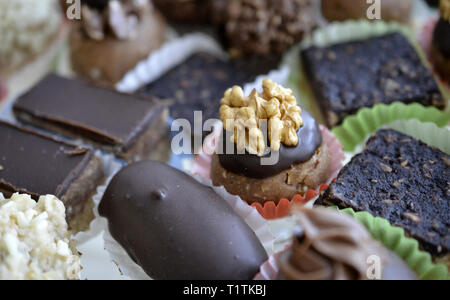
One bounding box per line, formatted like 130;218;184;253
99;161;268;280
217;110;322;179
433;18;450;58
0;121;94;199
13;74;163;152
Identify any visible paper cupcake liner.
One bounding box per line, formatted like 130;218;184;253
282;19;449;125
255;208;449;280
100;170;275;280
331;102;450;152
115;33;290;93
192;122;345;220
418;17;450;110
0;81;7;107
73;151;124;244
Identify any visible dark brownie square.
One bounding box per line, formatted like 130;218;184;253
140;52;279;130
301;33;445;127
318;129;450;257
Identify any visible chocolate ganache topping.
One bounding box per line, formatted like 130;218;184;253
277;207;417;280
217;79;322;179
81;0;151;40
433;0;450;58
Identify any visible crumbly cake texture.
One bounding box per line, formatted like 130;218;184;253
301;33;445;128
0;0;61;77
318;129;450;258
0;193;80;280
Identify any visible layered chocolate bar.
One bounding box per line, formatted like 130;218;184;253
13;74;168;162
0;121;104;231
301;33;445;127
318;129;450;261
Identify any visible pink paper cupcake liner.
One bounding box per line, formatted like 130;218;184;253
191;123;345;220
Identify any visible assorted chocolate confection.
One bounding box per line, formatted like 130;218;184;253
277;207;417;280
431;0;450;81
99;161;268;280
210;0;317;57
211;79;331;204
70;0;166;87
140;53;275;131
0;121;104;231
152;0;210;24
321;0;413;24
302;33;446;128
318;129;450;261
13;74;167;162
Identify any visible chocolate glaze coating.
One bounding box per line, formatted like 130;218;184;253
99;161;268;280
433;18;450;59
217;110;322;179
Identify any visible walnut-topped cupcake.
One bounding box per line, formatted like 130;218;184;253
431;0;450;81
211;79;331;205
69;0;166;87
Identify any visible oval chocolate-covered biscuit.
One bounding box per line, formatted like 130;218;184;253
99;161;268;280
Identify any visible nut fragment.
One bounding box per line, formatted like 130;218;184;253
379;163;393;173
402;212;421;223
220;79;303;155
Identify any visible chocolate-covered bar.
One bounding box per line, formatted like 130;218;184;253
318;129;449;259
13;74;167;162
301;33;445;127
140;52;277;130
99;161;268;280
0;121;103;230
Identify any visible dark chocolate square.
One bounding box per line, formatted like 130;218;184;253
301;33;445;127
318;129;450;257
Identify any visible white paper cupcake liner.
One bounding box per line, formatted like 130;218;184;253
115;33;290;93
101;170;275;280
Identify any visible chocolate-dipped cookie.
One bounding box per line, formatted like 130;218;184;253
277;207;417;280
431;0;450;81
210;0;317;57
69;0;166;87
211;79;331;204
99;161;268;280
321;0;413;23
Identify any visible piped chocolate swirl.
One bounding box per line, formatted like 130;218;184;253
217;110;322;179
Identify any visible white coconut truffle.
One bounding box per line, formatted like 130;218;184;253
0;193;80;280
0;0;62;76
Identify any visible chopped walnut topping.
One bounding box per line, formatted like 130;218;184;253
220;79;303;156
379;163;392;173
402;212;421;223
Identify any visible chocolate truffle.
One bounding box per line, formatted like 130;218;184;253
152;0;209;24
277;207;417;280
210;0;317;57
99;161;268;280
211;79;331;204
69;0;166;87
321;0;413;23
431;0;450;81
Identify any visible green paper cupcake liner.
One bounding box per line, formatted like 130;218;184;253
282;20;450;126
329;207;449;280
331;102;450;152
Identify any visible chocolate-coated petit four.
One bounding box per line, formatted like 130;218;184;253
211;79;331;204
14;74;167;162
70;0;166;87
0;121;104;231
318;129;449;264
99;161;268;280
431;0;450;81
302;33;445;127
277;207;417;280
321;0;413;24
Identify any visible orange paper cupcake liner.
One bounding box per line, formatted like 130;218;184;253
192;124;345;220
